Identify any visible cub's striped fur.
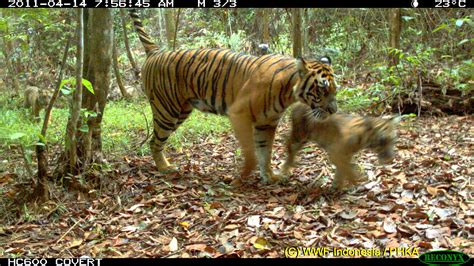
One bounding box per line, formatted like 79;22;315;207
282;103;399;189
129;10;338;183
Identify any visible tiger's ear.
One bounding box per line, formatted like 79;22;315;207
385;116;401;127
320;56;331;66
296;57;309;78
390;116;401;124
382;115;401;123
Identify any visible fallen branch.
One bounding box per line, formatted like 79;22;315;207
56;218;82;244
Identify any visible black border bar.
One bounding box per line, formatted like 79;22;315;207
3;0;473;8
0;258;431;266
0;257;472;266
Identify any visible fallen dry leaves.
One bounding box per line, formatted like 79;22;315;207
0;116;472;258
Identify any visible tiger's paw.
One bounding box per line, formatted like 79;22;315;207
156;164;178;174
344;172;367;188
354;174;368;184
230;177;244;187
260;171;285;184
330;179;346;192
330;178;359;193
152;152;178;174
279;164;293;178
269;173;282;183
274;174;290;185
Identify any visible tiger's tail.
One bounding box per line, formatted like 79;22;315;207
128;9;159;56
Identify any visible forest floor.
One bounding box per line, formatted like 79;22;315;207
0;115;473;258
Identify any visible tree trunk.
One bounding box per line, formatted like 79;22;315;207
119;9;140;80
77;9;113;167
66;9;84;174
172;9;182;51
226;10;232;37
0;12;20;96
255;9;270;44
262;9;270;44
306;9;318;52
302;8;309;55
157;9;166;46
163;9;175;50
2;41;20;96
389;9;402;66
112;33;130;99
82;10;91;80
221;10;230;37
292;8;303;58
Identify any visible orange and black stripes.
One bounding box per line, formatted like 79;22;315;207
136;47;336;129
129;9;338;179
129;9;159;55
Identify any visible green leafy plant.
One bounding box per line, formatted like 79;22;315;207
59;77;94;95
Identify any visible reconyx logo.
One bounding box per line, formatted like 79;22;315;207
419;250;470;266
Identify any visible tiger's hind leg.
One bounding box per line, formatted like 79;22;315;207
150;124;177;173
176;104;193;128
150;134;175;173
149;102;193;173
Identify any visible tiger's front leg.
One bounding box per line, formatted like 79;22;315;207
329;153;358;190
254;124;281;183
228;111;257;185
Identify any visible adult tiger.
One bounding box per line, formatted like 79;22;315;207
129;9;338;183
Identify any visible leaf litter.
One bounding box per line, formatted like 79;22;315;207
0;116;472;257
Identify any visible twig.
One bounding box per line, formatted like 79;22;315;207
393;63;407;115
42;29;72;138
139;108;151;148
56;218;82;244
129;107;151;152
162;248;184;258
417;71;423;117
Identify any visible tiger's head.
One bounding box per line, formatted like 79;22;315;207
366;116;401;164
293;56;338;118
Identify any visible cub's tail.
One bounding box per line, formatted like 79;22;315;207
128;9;159;56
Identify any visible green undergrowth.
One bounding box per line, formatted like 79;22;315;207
0;96;232;159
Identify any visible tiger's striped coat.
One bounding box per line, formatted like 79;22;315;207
129;10;338;183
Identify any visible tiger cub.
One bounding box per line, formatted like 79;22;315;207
24;86;50;122
281;103;400;190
